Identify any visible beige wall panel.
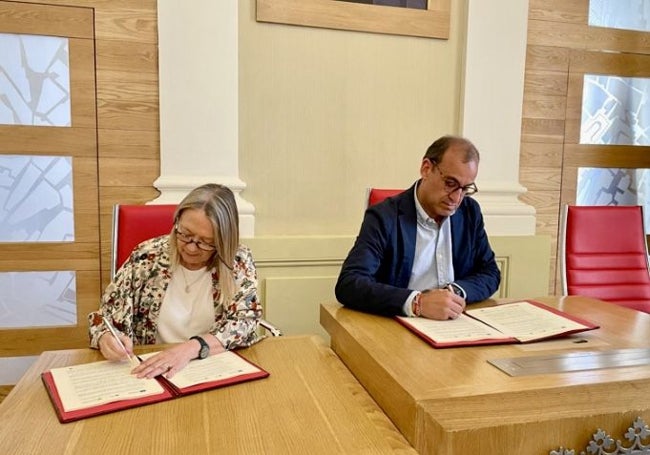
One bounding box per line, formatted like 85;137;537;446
490;236;551;299
97;129;159;159
0;1;92;37
524;70;567;97
528;0;587;23
520;142;563;168
522;94;566;120
520;167;561;191
95;40;158;73
0;126;95;155
94;8;157;43
525;45;569;72
520;118;565;143
264;276;336;338
238;0;466;236
99;157;161;187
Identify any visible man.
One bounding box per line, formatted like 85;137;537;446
335;135;500;320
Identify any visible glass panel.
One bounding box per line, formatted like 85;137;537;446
577;167;650;232
0;33;71;127
0;271;76;328
580;75;649;146
336;0;427;9
589;0;650;32
0;155;74;242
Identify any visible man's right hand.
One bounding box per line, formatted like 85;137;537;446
418;288;466;320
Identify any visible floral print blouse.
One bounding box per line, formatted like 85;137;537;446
88;235;263;350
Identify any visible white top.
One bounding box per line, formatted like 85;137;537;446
156;265;214;343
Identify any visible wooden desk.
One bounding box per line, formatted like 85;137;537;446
321;296;650;454
0;336;416;455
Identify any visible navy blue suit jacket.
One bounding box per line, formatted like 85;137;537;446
335;182;501;316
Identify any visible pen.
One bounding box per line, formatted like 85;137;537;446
102;316;138;367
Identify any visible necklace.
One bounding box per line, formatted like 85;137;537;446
180;266;206;293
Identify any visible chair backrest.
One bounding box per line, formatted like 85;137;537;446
367;188;404;207
560;204;650;313
111;204;178;278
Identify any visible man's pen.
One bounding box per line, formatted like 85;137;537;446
102;316;139;367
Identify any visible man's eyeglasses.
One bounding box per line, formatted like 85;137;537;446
431;160;478;196
174;225;216;251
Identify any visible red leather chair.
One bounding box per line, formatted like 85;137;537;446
110;203;282;335
111;204;178;278
367;188;404;207
560;205;650;313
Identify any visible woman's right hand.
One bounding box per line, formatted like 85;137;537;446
98;331;134;362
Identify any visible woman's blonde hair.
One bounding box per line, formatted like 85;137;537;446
169;183;239;303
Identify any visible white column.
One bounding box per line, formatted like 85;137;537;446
155;0;254;237
461;0;535;235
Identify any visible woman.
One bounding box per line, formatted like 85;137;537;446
88;183;262;378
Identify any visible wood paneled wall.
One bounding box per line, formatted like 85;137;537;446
14;0;161;291
520;0;650;294
0;1;159;362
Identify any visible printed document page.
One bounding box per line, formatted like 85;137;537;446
398;314;508;343
466;301;589;342
49;360;164;412
139;350;261;390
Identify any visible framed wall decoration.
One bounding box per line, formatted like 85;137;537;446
256;0;450;39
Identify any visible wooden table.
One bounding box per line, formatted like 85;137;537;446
0;335;416;454
321;296;650;455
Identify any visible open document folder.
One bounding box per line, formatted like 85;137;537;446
42;350;269;423
397;300;599;348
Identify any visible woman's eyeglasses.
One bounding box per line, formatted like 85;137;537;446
174;225;216;251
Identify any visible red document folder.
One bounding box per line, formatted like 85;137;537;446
396;300;599;348
42;350;270;423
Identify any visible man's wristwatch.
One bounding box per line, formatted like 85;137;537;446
447;283;464;297
190;336;210;360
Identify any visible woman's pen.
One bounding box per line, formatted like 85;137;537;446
102;316;139;367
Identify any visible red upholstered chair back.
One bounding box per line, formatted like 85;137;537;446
367;188;404;207
111;204;178;278
560;205;650;313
